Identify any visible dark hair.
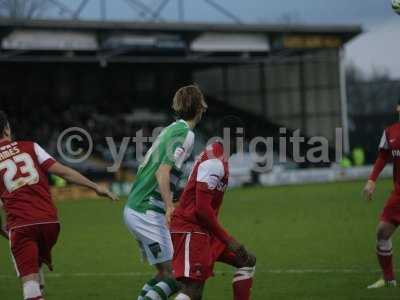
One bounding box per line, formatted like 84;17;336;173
172;85;207;120
0;111;8;137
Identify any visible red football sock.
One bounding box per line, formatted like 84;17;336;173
233;267;255;300
377;242;395;281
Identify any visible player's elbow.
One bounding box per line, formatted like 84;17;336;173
49;163;76;180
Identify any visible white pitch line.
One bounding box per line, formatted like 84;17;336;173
0;269;385;279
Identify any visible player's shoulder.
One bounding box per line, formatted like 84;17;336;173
13;141;49;157
385;123;400;133
14;140;35;145
169;119;189;131
164;120;191;137
197;158;225;181
8;140;35;150
167;120;194;141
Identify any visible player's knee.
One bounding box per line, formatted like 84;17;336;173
377;239;393;252
156;262;174;279
376;222;395;240
376;226;384;239
179;280;203;300
246;253;256;267
377;229;389;240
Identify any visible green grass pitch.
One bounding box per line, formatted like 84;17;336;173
1;179;399;299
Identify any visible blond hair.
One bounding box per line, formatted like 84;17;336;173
172;85;207;120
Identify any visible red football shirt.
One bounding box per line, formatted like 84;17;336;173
171;142;232;244
0;139;58;231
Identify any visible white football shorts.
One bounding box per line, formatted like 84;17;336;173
123;206;173;265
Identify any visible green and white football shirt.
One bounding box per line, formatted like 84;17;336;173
126;120;194;214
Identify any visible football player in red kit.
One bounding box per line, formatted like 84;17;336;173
0;111;117;300
363;101;400;289
171;117;256;300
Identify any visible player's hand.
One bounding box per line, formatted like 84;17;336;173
95;185;118;202
165;204;175;228
363;179;376;201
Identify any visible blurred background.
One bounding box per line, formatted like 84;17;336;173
0;0;399;195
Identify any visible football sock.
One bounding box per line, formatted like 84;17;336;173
143;277;179;300
377;239;395;281
233;266;255;300
175;293;191;300
23;280;43;300
138;278;160;300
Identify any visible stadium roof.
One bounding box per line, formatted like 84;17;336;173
0;18;362;64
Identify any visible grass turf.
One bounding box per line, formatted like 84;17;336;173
0;179;399;299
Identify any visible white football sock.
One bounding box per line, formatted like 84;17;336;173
175;293;191;300
23;280;42;300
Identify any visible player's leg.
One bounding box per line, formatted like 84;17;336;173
38;267;45;295
142;261;179;300
171;232;212;300
9;227;45;300
231;254;256;300
138;276;161;300
124;208;156;299
216;239;256;300
140;233;179;299
124;208;178;299
134;239;163;300
368;221;398;288
36;223;60;295
21;273;44;300
368;192;400;289
175;278;204;300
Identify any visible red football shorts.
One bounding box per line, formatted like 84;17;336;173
171;232;237;282
380;191;400;226
9;223;60;277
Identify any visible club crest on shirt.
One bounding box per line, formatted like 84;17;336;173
148;242;162;259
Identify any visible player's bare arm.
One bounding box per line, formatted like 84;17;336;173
363;148;390;201
155;163;175;225
48;162;118;202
